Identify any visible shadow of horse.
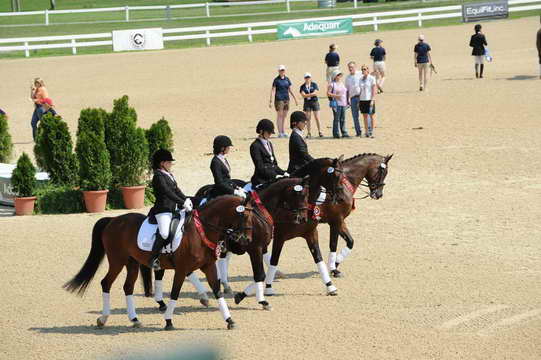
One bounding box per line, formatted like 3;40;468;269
86;305;255;316
28;324;226;335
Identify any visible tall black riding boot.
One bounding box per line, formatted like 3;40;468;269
480;64;484;78
475;64;479;78
148;232;166;270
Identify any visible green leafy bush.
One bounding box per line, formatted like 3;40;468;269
77;108;108;138
146;118;174;168
0;114;13;163
34;113;79;186
11;153;36;197
34;185;85;214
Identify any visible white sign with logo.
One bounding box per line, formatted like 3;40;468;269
112;28;164;52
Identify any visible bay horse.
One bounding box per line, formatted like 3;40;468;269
235;153;392;303
64;195;254;331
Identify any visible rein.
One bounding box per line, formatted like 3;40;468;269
250;191;274;226
192;210;221;259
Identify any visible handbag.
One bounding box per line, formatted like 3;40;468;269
328;83;337;109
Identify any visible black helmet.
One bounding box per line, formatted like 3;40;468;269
152;149;174;169
213;135;233;154
290;111;307;129
256;119;275;134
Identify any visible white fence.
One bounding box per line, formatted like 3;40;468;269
1;0;540;57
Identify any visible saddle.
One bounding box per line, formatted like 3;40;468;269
148;210;183;245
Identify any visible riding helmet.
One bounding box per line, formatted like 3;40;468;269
213;135;233;154
152;149;175;169
256;119;275;134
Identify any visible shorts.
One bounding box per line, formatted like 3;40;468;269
417;62;429;70
374;61;386;73
326;66;340;82
303;100;320;112
474;55;484;65
274;100;289;112
359;100;375;115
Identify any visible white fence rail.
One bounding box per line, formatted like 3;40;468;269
1;0;540;57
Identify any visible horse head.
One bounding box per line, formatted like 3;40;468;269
364;154;393;200
279;177;310;224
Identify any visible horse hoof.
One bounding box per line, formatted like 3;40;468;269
199;297;210;308
132;320;143;328
157;300;167;313
144;291;153;298
226;318;236;330
164;320;174;331
331;270;343;278
275;270;286;279
223;284;233;295
96;317;106;328
262;303;272;311
234;292;246;305
327;290;338;296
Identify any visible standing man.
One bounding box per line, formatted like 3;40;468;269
537;16;541;79
414;34;432;91
370;39;386;93
345;61;362;137
269;65;298;138
287;111;314;174
470;24;488;79
325;44;340;83
358;65;377;138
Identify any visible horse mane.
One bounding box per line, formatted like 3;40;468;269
292;157;333;178
341;153;381;164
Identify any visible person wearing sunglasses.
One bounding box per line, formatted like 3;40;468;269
358;65;377;138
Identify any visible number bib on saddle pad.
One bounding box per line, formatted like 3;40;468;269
316;187;327;205
137;211;186;254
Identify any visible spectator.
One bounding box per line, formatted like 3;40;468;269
299;73;323;138
370;39;386;93
470;24;488;79
40;98;57;118
345;61;362;137
358;65;377;138
30;78;49;141
324;44;340;83
0;108;5;116
327;70;349;139
414;35;432;91
537;16;541;79
269;65;298;138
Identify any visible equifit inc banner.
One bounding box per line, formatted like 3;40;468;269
462;0;509;22
277;19;353;40
112;28;164;52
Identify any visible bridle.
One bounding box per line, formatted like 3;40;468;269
359;162;387;198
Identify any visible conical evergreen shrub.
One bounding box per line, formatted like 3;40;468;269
11;152;36;197
0;114;13;163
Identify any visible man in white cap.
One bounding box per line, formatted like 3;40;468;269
299;72;323;138
269;65;298;138
414;34;432;91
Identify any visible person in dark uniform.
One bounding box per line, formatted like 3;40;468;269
210;135;245;199
537;16;541;79
250;119;287;188
470;24;488;79
325;43;340;83
147;149;193;270
287;111;314;174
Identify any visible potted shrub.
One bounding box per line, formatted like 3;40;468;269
11;153;37;215
0;113;13;163
76;109;112;213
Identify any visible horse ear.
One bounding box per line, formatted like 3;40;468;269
338;154;344;162
385;154;394;163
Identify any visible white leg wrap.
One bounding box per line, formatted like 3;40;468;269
218;258;229;285
327;252;337;271
154;280;163;302
217;297;231;321
102;292;111;316
126;295;137;320
215;261;221;281
164;299;177;320
263;252;271;267
265;265;278;286
243;282;257;296
317;261;332;285
187;272;208;295
336;247;352;264
255;282;265;302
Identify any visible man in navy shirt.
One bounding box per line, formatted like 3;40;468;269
324;43;340;83
370;39;387;93
414;34;432;91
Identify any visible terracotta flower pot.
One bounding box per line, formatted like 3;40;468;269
83;190;109;213
14;196;37;216
121;185;146;209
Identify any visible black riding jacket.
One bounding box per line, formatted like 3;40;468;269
287;130;314;174
250;138;285;186
148;170;187;217
210;155;236;197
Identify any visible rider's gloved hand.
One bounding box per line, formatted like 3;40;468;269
234;188;246;199
183;198;193;212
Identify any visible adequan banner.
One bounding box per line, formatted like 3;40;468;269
277;18;353;40
112;28;164;52
462;0;509;22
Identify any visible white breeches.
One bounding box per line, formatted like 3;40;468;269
155;212;172;239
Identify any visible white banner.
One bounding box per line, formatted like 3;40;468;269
112;28;164;52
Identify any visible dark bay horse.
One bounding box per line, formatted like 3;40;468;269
64;195;254;331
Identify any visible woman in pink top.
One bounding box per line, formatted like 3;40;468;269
30;77;49;141
327;70;349;138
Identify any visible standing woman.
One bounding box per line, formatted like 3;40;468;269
299;73;323;138
370;39;386;93
210;135;245;199
327;70;349;139
287;111;314;174
324;43;340;84
250;119;287;188
470;24;488;79
147;149;193;270
269;65;298;138
414;35;432;91
30;77;49;141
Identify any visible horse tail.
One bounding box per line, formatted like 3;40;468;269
63;216;112;296
139;264;153;297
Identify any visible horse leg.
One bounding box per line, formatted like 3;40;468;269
201;261;235;330
97;261;125;328
306;231;338;296
154;269;167;313
335;224;354;276
234;248;271;310
263;251;285;279
264;236;286;296
163;270;186;331
328;223;341;278
123;257;142;328
186;271;210;308
217;252;233;295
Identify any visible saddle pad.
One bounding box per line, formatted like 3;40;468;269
137;211;186;253
316;187;327;205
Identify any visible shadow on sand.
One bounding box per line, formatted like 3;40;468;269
28;323;227;335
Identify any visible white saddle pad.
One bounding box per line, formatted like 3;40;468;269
137;211;186;254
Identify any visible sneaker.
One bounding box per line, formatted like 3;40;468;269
365;133;370;138
306;133;312;139
419;86;423;91
342;134;350;138
319;132;324;138
369;133;374;139
356;133;362;137
283;133;289;138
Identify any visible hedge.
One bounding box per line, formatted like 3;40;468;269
0;114;13;163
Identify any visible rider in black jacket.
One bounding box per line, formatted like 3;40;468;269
210;135;245;199
287;111;314;174
147;149;193;270
250;119;287;187
469;24;488;78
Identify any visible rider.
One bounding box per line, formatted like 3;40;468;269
210;135;245;199
287;111;314;174
250;119;287;188
147;149;193;270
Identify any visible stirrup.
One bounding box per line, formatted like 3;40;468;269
150;258;162;271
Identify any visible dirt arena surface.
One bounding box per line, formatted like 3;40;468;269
1;16;540;360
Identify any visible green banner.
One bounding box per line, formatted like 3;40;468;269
277;18;353;40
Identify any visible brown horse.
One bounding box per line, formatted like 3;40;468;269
64;195;254;331
235;153;392;303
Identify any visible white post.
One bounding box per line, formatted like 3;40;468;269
205;3;210;17
206;30;211;46
286;0;291;13
45;9;49;25
373;16;378;31
248;26;253;42
125;6;129;22
24;41;29;58
354;0;357;9
418;12;422;27
71;39;77;55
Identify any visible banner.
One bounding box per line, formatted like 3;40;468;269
277;18;352;40
462;1;509;22
112;28;164;52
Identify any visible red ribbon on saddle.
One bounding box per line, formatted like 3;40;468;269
193;210;220;259
308;203;322;221
250;191;274;227
341;176;357;210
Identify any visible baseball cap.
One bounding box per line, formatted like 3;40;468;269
304;72;312;78
418;34;425;41
41;98;54;106
332;69;342;79
278;64;286;71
